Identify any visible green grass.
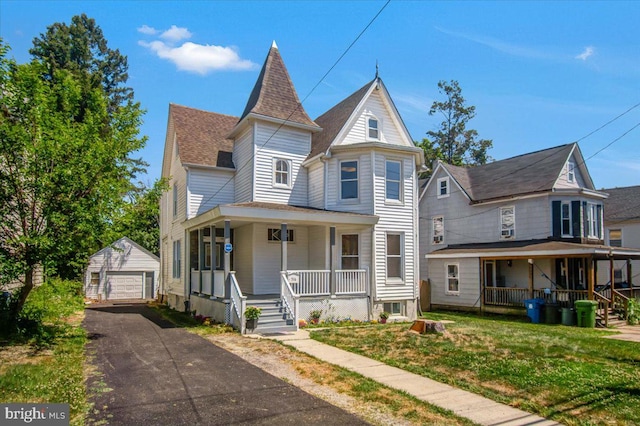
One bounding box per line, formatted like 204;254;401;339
0;279;88;425
149;303;234;335
310;311;640;426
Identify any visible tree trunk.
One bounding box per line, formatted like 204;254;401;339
10;267;34;319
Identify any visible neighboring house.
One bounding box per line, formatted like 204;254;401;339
599;185;640;290
160;42;424;333
85;237;159;301
419;143;640;322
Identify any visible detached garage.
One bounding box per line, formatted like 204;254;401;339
85;237;160;301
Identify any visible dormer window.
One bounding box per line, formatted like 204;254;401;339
368;117;379;140
567;162;575;183
273;158;291;188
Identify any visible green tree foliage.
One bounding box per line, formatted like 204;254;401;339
418;80;492;176
0;37;146;317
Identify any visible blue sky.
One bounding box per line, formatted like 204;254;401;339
2;1;639;189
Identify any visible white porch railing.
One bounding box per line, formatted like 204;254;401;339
229;272;247;334
213;271;225;298
287;270;329;296
190;269;199;293
280;272;299;328
335;269;368;294
202;273;212;295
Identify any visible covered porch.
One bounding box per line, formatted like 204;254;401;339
182;202;378;333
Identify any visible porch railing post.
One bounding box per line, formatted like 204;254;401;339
329;227;336;296
198;228;204;294
210;225;215;297
224;220;231;299
528;259;534;299
281;223;288;273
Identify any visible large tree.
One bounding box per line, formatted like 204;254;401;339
0;36;146;317
418;80;492;174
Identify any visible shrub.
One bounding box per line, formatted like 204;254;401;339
244;306;261;320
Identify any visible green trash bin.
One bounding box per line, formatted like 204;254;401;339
575;300;597;328
544;303;560;324
561;307;576;326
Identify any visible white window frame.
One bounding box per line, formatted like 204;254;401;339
383;302;405;316
609;229;622;247
172;240;181;279
172;184;178;218
500;206;515;240
341;234;359;270
567;161;575;183
267;228;295;243
367;116;380;140
561;202;572;237
90;272;99;286
386;233;404;281
586;203;601;238
385;159;402;202
437;177;449;199
340;160;359;200
273;158;292;189
446;263;460;295
432;216;444;245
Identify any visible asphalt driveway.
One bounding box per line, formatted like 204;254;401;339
84;302;368;425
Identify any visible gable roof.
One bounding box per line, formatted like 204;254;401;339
440;143;587;203
170;104;237;169
238;42;318;129
90;237;160;261
309;80;373;159
602;185;640;222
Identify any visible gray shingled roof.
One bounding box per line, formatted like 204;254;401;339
239;44;318;129
443;143;577;202
309;80;374;159
602;185;640;222
170;104;237;168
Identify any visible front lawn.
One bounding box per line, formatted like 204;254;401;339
310;312;640;426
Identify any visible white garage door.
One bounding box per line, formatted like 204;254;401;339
105;272;144;300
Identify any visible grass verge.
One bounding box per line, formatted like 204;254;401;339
311;311;640;426
0;279;88;425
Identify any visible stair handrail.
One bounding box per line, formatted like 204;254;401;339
593;291;610;328
280;271;299;329
229;272;247;334
612;289;630;321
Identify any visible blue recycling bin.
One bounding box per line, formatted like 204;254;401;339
524;298;545;324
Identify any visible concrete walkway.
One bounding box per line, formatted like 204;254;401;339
261;330;560;426
602;325;640;343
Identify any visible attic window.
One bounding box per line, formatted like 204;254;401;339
368;117;379;140
437;177;449;198
567;162;575;183
500;206;515;239
273;159;291;188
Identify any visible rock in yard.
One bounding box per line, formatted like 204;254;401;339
409;319;446;334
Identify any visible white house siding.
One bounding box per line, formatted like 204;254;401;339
85;238;160;300
373;154;416;301
253;122;310;206
429;257;480;308
598;221;640;285
325;152;374;214
233;126;254;203
339;91;406;147
554;153;587;189
187;168;235;218
307;161;325;209
251;223;309;294
234;224;254;294
308;226;327;270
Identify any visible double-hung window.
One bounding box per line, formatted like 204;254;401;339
446;264;459;294
386;233;403;280
340;161;358;200
437;177;449;198
432;216;444;245
567;162;575;183
561;202;572;236
368;117;379;140
273;158;291;188
500;206;515;239
172;184;178;218
587;203;602;238
609;229;622;247
341;234;359;269
385;160;401;201
172;240;181;279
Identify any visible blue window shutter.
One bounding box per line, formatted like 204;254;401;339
571;201;581;237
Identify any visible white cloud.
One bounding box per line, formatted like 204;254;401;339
137;25;158;35
160;25;192;43
139;40;255;74
575;46;595;61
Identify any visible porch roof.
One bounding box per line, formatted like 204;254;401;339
183;201;379;229
425;239;640;260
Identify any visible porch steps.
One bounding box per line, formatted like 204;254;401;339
596;308;628;328
246;297;297;334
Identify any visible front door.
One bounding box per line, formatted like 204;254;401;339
484;260;496;287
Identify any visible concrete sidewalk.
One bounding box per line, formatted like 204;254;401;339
260;329;560;426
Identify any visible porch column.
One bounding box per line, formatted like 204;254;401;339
610;255;615;292
329;227;336;296
198;228;204;293
528;259;534;298
210;225;215;297
479;259;485;311
224;220;231;299
588;257;594;300
281;223;288;272
627;260;633;297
